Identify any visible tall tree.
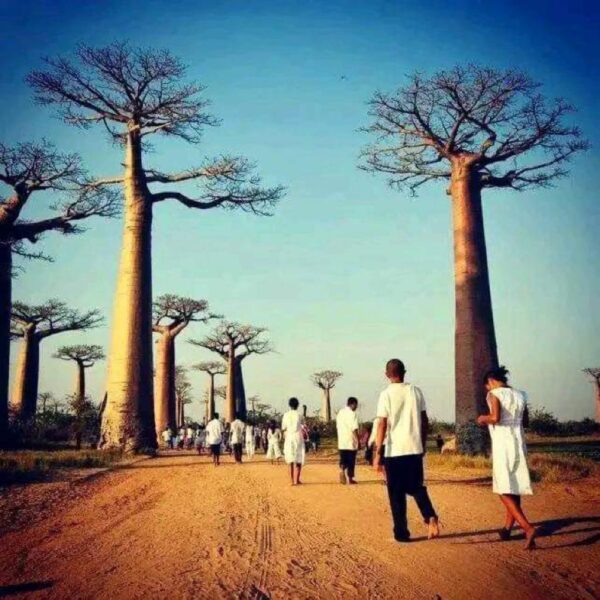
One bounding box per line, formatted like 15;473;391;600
311;370;342;422
192;361;226;423
28;43;284;452
189;321;271;422
174;365;192;428
361;65;588;452
10;301;102;420
153;295;218;435
53;344;105;403
583;368;600;423
0;141;117;442
37;391;54;417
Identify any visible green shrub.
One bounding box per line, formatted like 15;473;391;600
528;406;559;436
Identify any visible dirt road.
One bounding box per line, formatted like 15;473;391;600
0;451;599;599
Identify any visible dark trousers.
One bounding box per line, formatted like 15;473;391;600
384;454;437;540
339;449;357;479
233;443;243;462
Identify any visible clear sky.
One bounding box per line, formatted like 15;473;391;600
1;0;599;423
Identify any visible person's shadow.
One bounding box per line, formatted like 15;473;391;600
0;581;54;597
429;516;600;549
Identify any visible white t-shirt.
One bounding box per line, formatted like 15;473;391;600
281;410;303;440
230;419;245;444
336;406;359;450
376;383;426;457
205;419;223;445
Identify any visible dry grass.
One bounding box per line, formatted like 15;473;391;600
0;449;122;484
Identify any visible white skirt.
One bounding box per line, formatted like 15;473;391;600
283;433;305;465
490;425;533;495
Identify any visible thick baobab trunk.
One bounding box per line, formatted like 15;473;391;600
321;388;331;422
0;244;11;440
450;160;498;454
176;393;184;428
101;130;157;453
154;333;176;435
234;358;247;421
207;375;215;422
11;330;40;421
75;361;86;401
225;348;235;423
594;380;600;424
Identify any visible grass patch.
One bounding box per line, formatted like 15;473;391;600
529;453;594;483
426;452;491;471
0;449;123;485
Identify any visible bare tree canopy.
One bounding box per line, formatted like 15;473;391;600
311;370;343;391
583;368;600;382
54;344;105;366
0;140;119;252
192;361;227;376
361;65;589;194
189;321;272;360
28;43;284;215
11;300;103;339
153;294;220;335
175;366;192;405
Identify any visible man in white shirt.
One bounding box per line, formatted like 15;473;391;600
205;412;224;466
374;359;439;542
336;397;360;484
230;413;246;463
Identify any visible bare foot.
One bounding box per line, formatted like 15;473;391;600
428;517;440;540
525;527;537;550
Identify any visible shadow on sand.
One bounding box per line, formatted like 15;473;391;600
0;581;54;597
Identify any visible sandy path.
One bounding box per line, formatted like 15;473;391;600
0;451;598;599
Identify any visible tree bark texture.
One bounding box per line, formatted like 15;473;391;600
0;244;11;440
450;158;499;453
153;332;176;435
226;348;235;423
100;130;157;452
11;330;40;421
234;357;247;421
321;388;331;422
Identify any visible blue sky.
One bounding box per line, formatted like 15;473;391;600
1;0;599;422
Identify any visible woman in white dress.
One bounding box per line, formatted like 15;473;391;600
266;421;282;464
281;397;305;485
245;423;255;459
477;366;536;549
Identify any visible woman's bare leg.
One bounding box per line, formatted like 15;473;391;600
295;464;302;485
290;464;295;485
500;494;536;549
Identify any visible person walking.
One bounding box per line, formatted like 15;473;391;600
230;413;246;463
374;359;440;543
282;398;305;485
161;427;172;449
245;422;255;459
205;413;224;466
266;421;283;464
477;366;536;549
309;426;321;453
336;397;360;484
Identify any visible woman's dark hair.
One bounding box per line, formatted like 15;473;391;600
483;365;510;385
289;397;299;409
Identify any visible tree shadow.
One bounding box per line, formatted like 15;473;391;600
437;516;600;549
427;476;492;485
0;581;54;597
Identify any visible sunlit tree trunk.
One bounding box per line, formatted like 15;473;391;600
450;158;498;453
0;244;11;440
234;357;247;420
226;347;235;423
154;332;176;435
75;360;85;400
101;129;157;452
321;388;331;422
208;375;215;422
11;329;40;421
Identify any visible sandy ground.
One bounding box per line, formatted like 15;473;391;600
0;451;599;600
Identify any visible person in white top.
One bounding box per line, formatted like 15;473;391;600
336;397;360;484
245;423;255;459
230;414;246;463
477;366;537;549
374;359;439;543
205;413;224;466
266;421;283;463
281;397;305;485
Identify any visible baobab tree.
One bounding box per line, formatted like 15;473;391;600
174;365;192;428
10;301;102;420
0;141;117;442
190;322;271;422
28;43;284;452
583;368;600;423
53;344;105;403
153;295;219;435
192;361;226;423
361;65;588;452
37;391;55;417
311;370;342;422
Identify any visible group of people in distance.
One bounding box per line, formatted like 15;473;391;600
161;356;537;549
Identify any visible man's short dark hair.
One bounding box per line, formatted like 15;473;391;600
289;397;299;409
386;359;406;377
214;412;219;419
347;396;358;407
